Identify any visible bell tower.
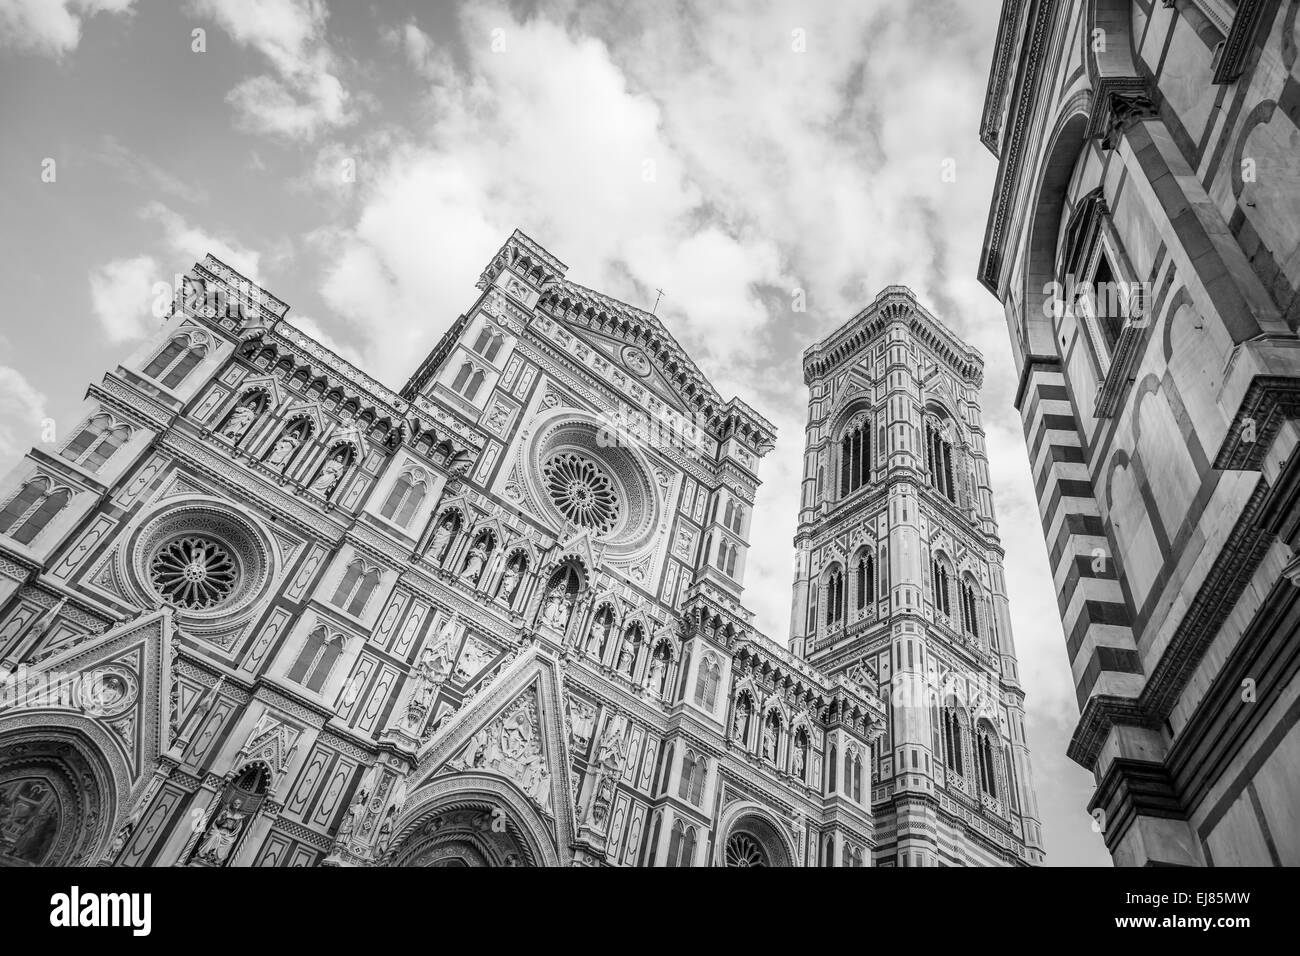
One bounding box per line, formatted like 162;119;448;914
790;287;1043;866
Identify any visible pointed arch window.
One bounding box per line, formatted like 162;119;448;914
288;627;344;692
332;561;381;617
61;414;132;473
855;551;874;610
828;744;838;793
942;709;964;777
930;558;952;617
838;417;872;497
666;821;696;867
924;418;957;502
825;565;844;626
959;580;980;638
452;363;486;401
694;654;720;710
472;327;503;362
144;335;207;389
0;478;72;546
977;730;998;798
381;469;427;528
678;750;707;806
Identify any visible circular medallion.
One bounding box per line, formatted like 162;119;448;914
621;346;652;378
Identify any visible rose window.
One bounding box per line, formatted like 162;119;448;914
542;453;620;535
149;536;239;609
725;833;769;867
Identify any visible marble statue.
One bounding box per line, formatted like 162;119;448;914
221;402;257;441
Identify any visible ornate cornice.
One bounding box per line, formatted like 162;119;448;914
1212;0;1272;84
979;0;1027;153
978;0;1057;292
1213;375;1300;471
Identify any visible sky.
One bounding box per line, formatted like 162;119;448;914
0;0;1110;865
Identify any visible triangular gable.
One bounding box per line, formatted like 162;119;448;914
402;646;578;859
544;281;726;415
0;608;174;812
549;527;605;579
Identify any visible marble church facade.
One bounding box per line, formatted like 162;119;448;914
979;0;1300;865
0;230;1036;867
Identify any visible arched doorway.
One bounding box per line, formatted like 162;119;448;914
717;807;796;868
384;774;561;867
0;722;120;867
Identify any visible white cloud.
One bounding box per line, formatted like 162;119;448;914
190;0;354;140
0;365;47;473
89;254;160;342
140;201;261;280
0;0;134;57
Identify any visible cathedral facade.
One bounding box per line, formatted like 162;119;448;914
0;230;1033;867
789;287;1044;867
979;0;1300;865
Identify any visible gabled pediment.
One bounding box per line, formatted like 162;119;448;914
0;608;175;795
404;646;579;855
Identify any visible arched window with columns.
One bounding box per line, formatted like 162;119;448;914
838;413;871;497
332;560;381;617
924;414;957;502
288;627;344;692
381;468;427;528
959;577;981;638
451;362;486;401
143;333;208;389
61;414;132;472
855;550;874;610
694;653;720;710
666;821;696;867
930;554;953;618
824;564;844;627
0;477;72;546
977;727;999;798
942;707;965;777
472;327;503;362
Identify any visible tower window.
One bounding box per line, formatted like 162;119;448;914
838;417;871;497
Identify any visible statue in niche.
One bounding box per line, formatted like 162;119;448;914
586;612;612;657
462;539;489;583
498;560;522;603
542;588;570;630
220;400;258;442
732;706;746;741
429;516;456;563
584;718;627;827
195;798;248;866
792;745;805;778
617;640;636;677
646;653;666;694
265;432;300;471
762;722;776;761
309;450;348;497
403;640;454;733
